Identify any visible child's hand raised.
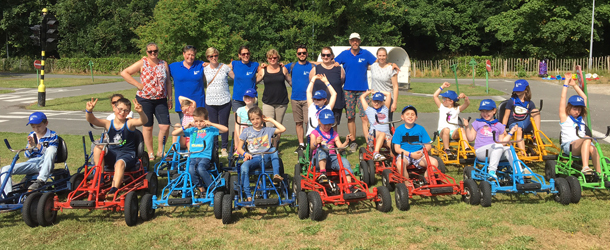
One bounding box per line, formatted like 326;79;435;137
201;120;209;127
441;82;451;89
567;78;577;86
133;98;142;113
458;93;466;99
86;98;98;112
317;74;329;83
564;73;572;84
262;116;273;123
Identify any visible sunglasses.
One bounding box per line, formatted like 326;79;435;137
241;52;250;56
111;101;117;105
117;108;130;114
268;57;278;60
207;55;219;58
321;53;332;57
297;52;307;55
147;50;159;54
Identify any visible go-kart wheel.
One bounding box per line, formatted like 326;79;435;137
358;147;366;162
222;172;230;193
565;176;581;204
279;159;285;176
221;194;233;224
293;174;302;195
382;169;395;192
463;166;475;180
139;193;155;221
141;151;150;170
433;156;446;174
22;192;42;227
145;172;158;195
229;175;238;197
359;161;371;186
375;186;392;212
213;191;225;219
545;160;557;181
293;163;302;178
297;191;309;220
307;191;324;221
124;192;139;227
553;177;571;205
36;192;57;227
395;183;410;211
69;173;84;192
479;181;492;207
297;148;304;161
463;179;480;205
368;159;377;185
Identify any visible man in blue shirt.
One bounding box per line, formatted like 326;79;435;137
285;44;314;153
335;33;377;152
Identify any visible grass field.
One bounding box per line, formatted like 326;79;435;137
0;77;121;88
0;89;15;94
1;132;610;249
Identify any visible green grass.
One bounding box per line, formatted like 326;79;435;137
27;88;137;112
0;77;120;88
409;82;506;96
2;132;610;249
0;89;15;94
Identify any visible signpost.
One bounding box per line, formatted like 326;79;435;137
34;60;41;87
88;60;94;82
485;60;491;93
575;65;591;126
469;58;477;86
450;63;460;94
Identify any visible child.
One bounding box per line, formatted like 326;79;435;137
233;88;257;155
305;74;337;136
236;107;286;201
392;106;438;181
359;90;392;161
501;79;540;155
86;97;148;195
433;82;470;154
1;112;58;195
172;107;228;194
559;74;600;173
107;94;134;120
466;99;520;179
310;109;355;188
172;96;197;150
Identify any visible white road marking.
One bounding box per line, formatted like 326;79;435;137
541;120;560;122
0;120;7;123
5;97;38;102
592;130;610;144
0;115;29;119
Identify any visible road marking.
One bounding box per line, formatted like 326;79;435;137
5;97;38;102
541;120;560;122
0;115;29;119
0;120;7;123
591;130;610;144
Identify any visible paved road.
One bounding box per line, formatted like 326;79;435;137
0;75;608;144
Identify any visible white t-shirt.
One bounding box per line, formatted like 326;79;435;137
306;103;331;136
437;105;460;131
106;111;133;120
560;117;586;144
370;62;397;99
204;64;232;106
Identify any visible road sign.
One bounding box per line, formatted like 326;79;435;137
486;60;491;72
34;60;42;69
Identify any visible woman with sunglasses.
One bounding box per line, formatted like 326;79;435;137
121;42;172;161
203;47;232;157
229;46;259;112
309;47;346;132
256;49;292;147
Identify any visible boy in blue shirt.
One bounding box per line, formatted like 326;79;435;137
392;106;438;180
172;107;228;195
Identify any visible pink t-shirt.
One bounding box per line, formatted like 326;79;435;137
182;114;194;127
311;128;338;154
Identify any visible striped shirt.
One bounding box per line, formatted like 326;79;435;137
25;129;58;158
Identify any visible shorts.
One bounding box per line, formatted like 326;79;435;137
438;128;457;141
262;103;288;125
291;100;308;124
136;96;171;127
332;108;343;126
231;99;246;113
344;90;366;120
367;130;392;149
104;149;138;172
395;150;424;169
508;119;532;133
561;140;594;154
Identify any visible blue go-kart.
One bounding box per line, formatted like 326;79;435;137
139;141;227;222
463;131;574;207
154;135;189;178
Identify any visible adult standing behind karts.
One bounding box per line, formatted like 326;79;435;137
121;42;172;161
204;47;232;157
286;44;315;153
169;45;206;130
1;112;58;194
85;97;148;195
310;47;345;133
369;47;399;120
230;46;259;112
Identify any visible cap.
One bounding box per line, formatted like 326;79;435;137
513;79;529;92
439;90;458;102
478;99;496;110
568;95;586;106
318;109;335;125
348;33;361;41
26;112;47;126
372;92;385;101
401;105;417;116
313;90;327;99
243;88;257;98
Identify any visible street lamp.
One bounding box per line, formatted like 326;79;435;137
589;0;595;71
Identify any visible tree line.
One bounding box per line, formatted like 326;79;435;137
1;0;609;62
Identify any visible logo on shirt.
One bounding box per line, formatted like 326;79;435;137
247;71;254;76
480;126;493;137
197;129;207;139
359;58;366;63
194;71;200;75
303;71;309;75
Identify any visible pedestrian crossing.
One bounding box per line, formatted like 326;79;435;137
0;88;79;104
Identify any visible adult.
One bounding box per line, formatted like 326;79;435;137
230;46;259;112
310;47;345;131
204;47;232;157
285;44;314;153
370;47;399;120
334;33;376;152
121;42;171;160
169;45;206;123
256;49;291;147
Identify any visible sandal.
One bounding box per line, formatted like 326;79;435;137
581;166;594;173
148;152;156;161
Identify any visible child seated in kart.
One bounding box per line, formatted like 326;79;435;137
559;74;600;173
172;96;197;149
501;79;540;155
233;88;257;155
1;112;58;195
305;74;337;137
236;107;286;201
465;99;522;180
310;109;355;188
433;82;470;153
85;97;148;195
172;107;228;195
360;90;392;161
392;105;438;181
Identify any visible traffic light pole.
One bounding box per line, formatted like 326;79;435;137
38;49;46;107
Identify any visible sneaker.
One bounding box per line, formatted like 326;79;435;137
349;141;358;153
522;168;532;175
220;149;229;158
317;173;329;183
273;174;284;184
444;149;453;156
373;153;386;162
294;145;306;154
348;186;360;194
27;180;45;190
488;170;497;180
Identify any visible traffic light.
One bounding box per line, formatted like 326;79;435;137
44;14;59;51
30;25;43;46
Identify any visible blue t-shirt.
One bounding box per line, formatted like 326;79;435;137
169;60;206;112
285;62;313;101
184;126;219;159
232;61;259;101
335;49;376;91
391;123;431;152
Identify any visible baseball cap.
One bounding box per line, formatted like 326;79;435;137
348;33;361;41
478;99;496;110
439;90;458;102
372;92;385;101
401;105;417;116
26;112;47;125
243;88;257;98
313;90;327;99
318;109;335;125
513;79;529;92
568;95;586;106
